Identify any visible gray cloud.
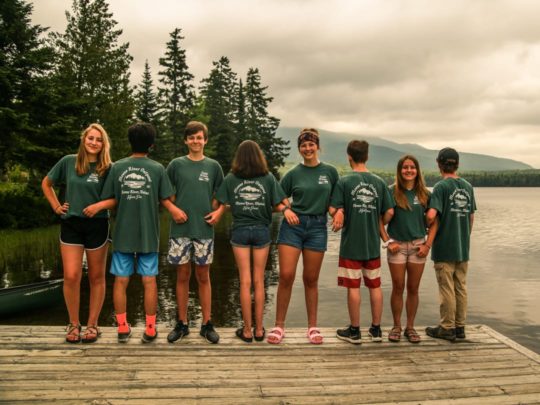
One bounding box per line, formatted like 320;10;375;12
31;0;540;167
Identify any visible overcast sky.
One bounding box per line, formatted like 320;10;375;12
31;0;540;167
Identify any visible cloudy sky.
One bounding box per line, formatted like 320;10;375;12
31;0;540;167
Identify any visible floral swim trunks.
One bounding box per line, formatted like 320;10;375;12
168;237;214;266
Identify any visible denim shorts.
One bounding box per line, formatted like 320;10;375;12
110;251;158;277
230;225;271;249
277;214;328;252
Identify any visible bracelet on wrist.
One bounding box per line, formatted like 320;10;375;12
280;206;291;214
382;239;395;248
54;205;61;212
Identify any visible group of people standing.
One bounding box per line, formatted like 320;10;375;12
42;121;476;345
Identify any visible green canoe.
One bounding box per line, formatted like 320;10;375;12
0;279;63;317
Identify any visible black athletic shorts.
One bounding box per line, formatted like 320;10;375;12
60;217;109;250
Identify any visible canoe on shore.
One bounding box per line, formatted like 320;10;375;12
0;279;63;318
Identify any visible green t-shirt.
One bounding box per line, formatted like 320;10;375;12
429;177;477;262
280;162;339;216
47;154;110;219
215;173;286;229
101;156;174;253
166;156;224;239
387;185;428;242
330;172;394;260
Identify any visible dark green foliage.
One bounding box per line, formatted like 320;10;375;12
200;56;238;172
158;28;195;161
0;184;55;229
244;68;289;178
135;60;159;124
53;0;134;160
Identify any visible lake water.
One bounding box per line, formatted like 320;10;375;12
1;188;539;353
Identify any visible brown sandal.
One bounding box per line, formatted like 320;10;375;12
404;328;421;343
65;323;81;343
388;326;402;342
81;325;101;344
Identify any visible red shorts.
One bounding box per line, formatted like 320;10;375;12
337;257;381;289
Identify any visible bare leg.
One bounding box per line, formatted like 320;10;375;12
368;287;383;325
176;263;191;323
274;244;302;328
302;249;325;329
389;262;407;328
60;244;84;325
405;262;425;330
252;246;270;337
347;288;361;327
84;244;108;326
195;264;211;324
113;276;130;314
142;276;157;316
233;246;254;338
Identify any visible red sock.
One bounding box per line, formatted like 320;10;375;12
146;314;156;336
116;313;129;333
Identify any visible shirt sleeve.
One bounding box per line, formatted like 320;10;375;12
159;166;175;200
215;175;230;204
213;161;225;193
270;174;286;205
100;166;116;200
47;156;69;184
280;170;293;197
330;178;344;209
381;183;395;213
428;183;444;213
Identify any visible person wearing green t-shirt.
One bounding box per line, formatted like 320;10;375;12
379;155;438;344
85;122;176;344
329;140;394;344
216;140;287;343
425;148;476;342
165;121;225;345
42;123;112;344
267;128;339;345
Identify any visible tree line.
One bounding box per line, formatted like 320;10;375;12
1;0;289;228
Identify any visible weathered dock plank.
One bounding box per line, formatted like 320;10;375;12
0;324;538;404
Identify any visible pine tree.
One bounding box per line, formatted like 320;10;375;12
158;28;195;159
244;68;289;177
53;0;134;159
235;79;247;144
135;60;158;123
0;0;76;178
200;56;238;172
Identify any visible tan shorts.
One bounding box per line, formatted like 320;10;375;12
387;238;426;265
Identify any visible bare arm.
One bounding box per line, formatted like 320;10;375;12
41;176;69;215
469;213;474;234
205;202;226;226
82;198;116;218
418;216;438;258
161;198;188;224
426;207;438;226
382;208;394;225
276;198;299;225
330;206;344;232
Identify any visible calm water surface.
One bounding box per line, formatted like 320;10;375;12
1;188;539;353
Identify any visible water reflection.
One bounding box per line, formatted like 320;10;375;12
1;188;539;355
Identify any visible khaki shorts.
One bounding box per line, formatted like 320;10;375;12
387;238;426;265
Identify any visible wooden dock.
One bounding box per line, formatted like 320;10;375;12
0;324;539;404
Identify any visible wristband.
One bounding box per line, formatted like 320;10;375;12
280;206;291;214
382;239;395;248
54;205;61;213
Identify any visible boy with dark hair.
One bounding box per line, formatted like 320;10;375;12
86;122;175;343
165;121;225;344
330;140;394;344
425;147;476;341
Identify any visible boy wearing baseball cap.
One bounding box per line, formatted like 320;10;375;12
425;148;476;341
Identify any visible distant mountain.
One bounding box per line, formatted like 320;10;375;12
277;127;533;171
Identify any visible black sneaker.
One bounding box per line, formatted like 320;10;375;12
425;325;456;342
167;321;190;343
455;326;466;339
200;321;220;344
336;325;361;344
141;330;158;343
368;325;383;342
117;325;132;343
